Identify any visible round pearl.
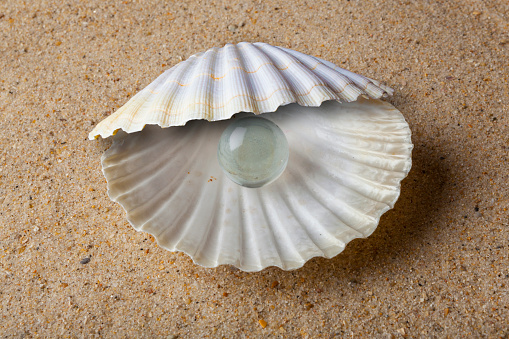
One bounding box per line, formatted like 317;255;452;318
217;116;289;188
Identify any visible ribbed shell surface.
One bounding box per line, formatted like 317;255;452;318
101;98;412;271
89;42;393;139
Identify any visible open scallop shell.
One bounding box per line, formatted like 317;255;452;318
90;42;413;271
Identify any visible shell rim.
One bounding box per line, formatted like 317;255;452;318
90;93;391;140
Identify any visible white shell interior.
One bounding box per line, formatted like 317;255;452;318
102;98;412;271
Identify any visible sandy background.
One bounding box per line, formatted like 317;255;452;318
1;0;508;337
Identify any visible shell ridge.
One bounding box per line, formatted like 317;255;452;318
115;160;184;227
280;170;340;253
216;182;243;266
315;56;390;98
172;163;222;255
322;137;412;159
290;145;386;222
296;119;412;172
183;149;226;264
318;126;413;151
313;64;379;99
284;167;357;243
287;163;376;237
110;68;178;134
164;48;211;125
316;160;397;212
90;64;184;139
204;176;238;264
102;128;191;182
214;45;229;120
238;187;278;270
174;47;219;124
157;60;319;86
328;164;402;196
279;174;352;263
258;186;307;268
132;153;209;240
322;126;412;142
154;83;334;115
237;43;268;113
239;188;276;269
257;44;328;106
237;187;249;268
270;45;343;104
314;151;405;192
245;43;297;112
227;43;257;116
90;86;153;139
117;128;207;225
310;63;365;102
104;134;189;196
202;47;221;120
269;45;375;105
160;52;202;100
104;127;197;200
299;131;411;173
254;187;287;268
291;146;395;211
299;51;392;97
143;172;200;243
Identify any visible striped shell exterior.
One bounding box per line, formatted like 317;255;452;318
89;42;392;139
90;42;412;271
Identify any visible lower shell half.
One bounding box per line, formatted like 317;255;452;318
102;98;413;271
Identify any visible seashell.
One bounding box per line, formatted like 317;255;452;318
90;42;412;271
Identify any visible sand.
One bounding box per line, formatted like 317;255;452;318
1;0;508;337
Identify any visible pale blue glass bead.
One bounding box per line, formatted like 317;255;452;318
217;116;289;188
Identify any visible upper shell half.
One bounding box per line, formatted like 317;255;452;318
90;42;412;272
89;42;393;139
